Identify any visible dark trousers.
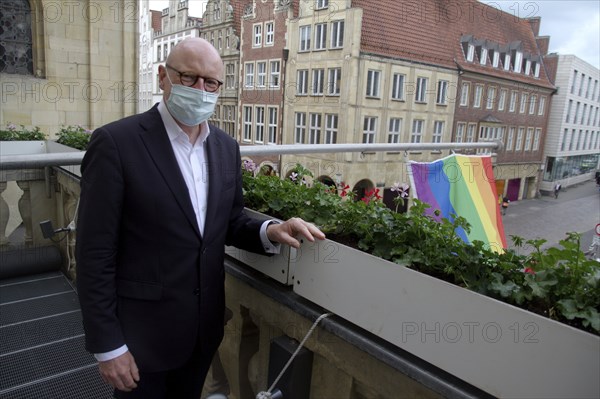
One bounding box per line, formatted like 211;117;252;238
114;344;216;399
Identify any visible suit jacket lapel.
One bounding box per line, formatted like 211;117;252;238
203;131;222;242
138;106;202;240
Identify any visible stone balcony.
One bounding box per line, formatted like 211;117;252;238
0;143;504;399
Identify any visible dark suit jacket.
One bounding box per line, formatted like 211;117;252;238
76;105;265;372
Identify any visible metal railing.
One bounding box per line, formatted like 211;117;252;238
0;141;501;170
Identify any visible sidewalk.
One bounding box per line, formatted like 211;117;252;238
502;179;600;255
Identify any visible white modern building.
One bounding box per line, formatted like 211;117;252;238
541;54;600;193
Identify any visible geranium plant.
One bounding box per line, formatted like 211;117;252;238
0;123;46;141
56;125;92;150
241;162;600;334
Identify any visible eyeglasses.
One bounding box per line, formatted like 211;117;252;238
165;64;223;93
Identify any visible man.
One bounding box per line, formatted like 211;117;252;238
75;38;324;399
554;183;562;199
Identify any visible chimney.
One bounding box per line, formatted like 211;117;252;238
528;17;541;37
536;36;550;56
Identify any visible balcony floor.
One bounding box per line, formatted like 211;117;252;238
0;270;112;398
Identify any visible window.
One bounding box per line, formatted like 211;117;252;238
529;95;537;115
269;61;280;88
566;100;573;122
571;70;578;94
509;91;517;112
581;104;587;124
325;114;338;144
331;20;344;48
297;69;309;95
460;83;470;106
363;117;377;143
506;127;515;151
524;127;533;151
466;44;475;62
245;63;255;88
388;118;402;143
157;45;161;62
519;93;528;114
255;107;265;143
316;0;329;9
253;24;262;47
466;123;476;142
515;127;524;151
569;129;576;150
579;73;585;96
327;68;341;95
268;108;277;144
257;62;267;87
265;22;274;45
392;74;405;100
436;80;449;105
432;121;444;143
411;120;424;143
243;106;253;141
295;113;306;144
299;25;311;51
473;85;483;108
524;59;531;75
533;62;540;78
498;89;507;111
312;69;324;95
455;122;466;143
366;70;381;97
533;128;541;151
486;87;496;110
225;63;235;89
479;47;487;65
513;51;523;73
218;31;222;49
415;77;428;103
561;129;568;151
503;54;511;71
309;113;322;144
574;102;580;123
492;51;500;67
1;0;33;75
315;23;327;50
538;96;546;116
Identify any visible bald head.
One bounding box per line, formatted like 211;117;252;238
159;37;224;101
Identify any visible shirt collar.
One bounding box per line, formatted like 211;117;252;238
157;101;211;145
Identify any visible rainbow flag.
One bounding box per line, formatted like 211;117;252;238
408;154;507;252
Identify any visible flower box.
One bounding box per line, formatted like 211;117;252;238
293;238;600;399
225;208;297;285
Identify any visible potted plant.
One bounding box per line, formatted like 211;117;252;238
238;161;600;399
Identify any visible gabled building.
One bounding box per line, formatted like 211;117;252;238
450;12;555;201
138;0;162;112
236;0;290;173
541;54;600;193
202;0;249;138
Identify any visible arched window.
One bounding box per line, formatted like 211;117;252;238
0;0;33;75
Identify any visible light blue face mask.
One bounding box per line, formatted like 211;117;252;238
165;73;219;126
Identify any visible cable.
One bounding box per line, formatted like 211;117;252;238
256;312;333;399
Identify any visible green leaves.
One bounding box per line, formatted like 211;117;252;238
56;125;92;150
0;123;46;141
242;164;600;334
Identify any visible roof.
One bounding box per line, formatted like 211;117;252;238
151;10;162;32
353;0;555;89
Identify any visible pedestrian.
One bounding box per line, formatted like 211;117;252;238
554;183;562;199
501;196;510;215
75;37;325;399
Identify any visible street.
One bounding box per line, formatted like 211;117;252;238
502;179;600;256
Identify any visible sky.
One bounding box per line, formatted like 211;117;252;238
148;0;600;68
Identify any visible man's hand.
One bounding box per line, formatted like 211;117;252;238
98;351;140;392
266;217;325;248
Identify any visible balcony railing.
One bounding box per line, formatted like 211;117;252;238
0;142;503;399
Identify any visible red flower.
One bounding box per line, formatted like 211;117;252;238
339;184;350;197
361;188;381;204
524;267;535;275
